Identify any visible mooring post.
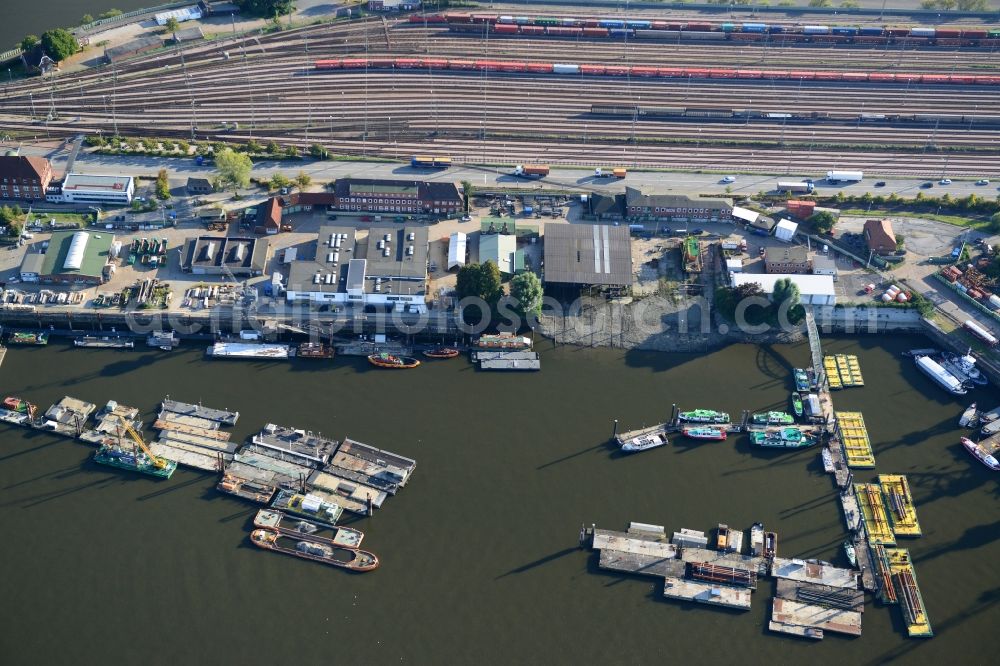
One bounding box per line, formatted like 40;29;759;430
612;419;618;438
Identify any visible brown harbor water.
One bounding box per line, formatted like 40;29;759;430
0;336;997;664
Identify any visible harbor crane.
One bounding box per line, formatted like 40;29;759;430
112;414;171;471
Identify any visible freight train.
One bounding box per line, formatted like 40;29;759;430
313;58;1000;86
411;13;1000;47
589;104;1000;127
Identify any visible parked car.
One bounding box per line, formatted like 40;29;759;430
939;178;952;185
874;181;886;187
920;182;934;189
977;179;990;186
720;176;736;183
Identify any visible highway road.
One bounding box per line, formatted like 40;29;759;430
11;142;998;200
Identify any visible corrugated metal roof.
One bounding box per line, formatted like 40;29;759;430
543;224;632;286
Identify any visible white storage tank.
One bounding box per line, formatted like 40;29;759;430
553;63;580;75
882;293;892;302
988;294;1000;310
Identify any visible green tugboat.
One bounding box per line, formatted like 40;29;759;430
8;330;49;345
752;411;795;426
750;427;818;449
678;409;731;424
791;393;804;418
93;445;178;479
793;368;810;392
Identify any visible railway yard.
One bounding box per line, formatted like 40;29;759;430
0;7;998;177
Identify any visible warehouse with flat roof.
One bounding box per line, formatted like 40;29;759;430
543;223;632;291
181;236;269;276
51;173;135;205
21;230;116;284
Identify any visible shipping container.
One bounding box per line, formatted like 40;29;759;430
552;63;580;74
803;25;831;35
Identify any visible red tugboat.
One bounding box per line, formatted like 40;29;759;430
3;396;37;417
423;347;460;359
368;352;421;369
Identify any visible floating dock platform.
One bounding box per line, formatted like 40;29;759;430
771;557;859;590
879;474;922;537
78;400;142;447
161;398;239;426
38;396;96;438
855;483;896;546
476;350;541;371
206;342;293;360
73;335;135;349
332;438;417;489
590;524;684;578
252;424;338;466
0;407;31;426
307;470;388;515
663;576;752;610
884;548;934;638
770;597;862;640
825;354;863;388
835;412;876;468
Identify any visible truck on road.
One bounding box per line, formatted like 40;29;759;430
411;155;452;168
595;167;627;179
826;170;864;183
514;164;550;177
776;181;815;193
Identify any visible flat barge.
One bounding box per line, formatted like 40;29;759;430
250;528;379;572
878;474;922;537
38;396;97;438
73;335;135;349
161;398;239;426
854;483;896;546
835;411;876;468
298;342;334;358
271;490;344;528
93;445;178;479
884;548;933;638
207;342;293;360
254;509;363;548
473;333;532;350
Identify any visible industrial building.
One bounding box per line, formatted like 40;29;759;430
479;233;521;275
448;232;467;270
543;223;632;292
812;256;838;280
765;246;812;274
181;236;269;276
0;155;53;201
730;273;837;306
624;189;732;223
333;178;463;216
104;36;163;64
285;226;428;313
19;230;116;285
49;174;135;205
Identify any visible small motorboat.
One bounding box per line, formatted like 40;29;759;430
793;368;810;392
960;437;1000;471
843;540;857;567
959;403;978;428
368;352;421;369
423;347;460;359
751;411;795;426
791;393;804;419
617;426;669;453
681;426;727;442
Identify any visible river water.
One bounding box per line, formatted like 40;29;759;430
0;335;997;664
2;2;153;50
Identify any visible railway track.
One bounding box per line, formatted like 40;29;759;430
0;16;995;179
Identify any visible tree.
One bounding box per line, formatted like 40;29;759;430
989;212;1000;233
295;171;312;189
165;17;180;36
20;35;39;52
284;145;299;158
840;0;859;7
41;29;80;62
214;147;253;193
309;143;329;159
81;14;94;25
510;271;543;315
809;210;837;235
460;180;473;214
270;173;292;191
266;140;281;154
235;0;294;17
772;277;805;324
808;0;832;6
456;261;503;304
98;9;124;20
155;168;171;200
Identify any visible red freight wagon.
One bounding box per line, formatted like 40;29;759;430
580;64;607;75
935;29;961;38
582;28;609;37
449;60;475;69
948;75;976;84
630;67;657;77
707;69;736;78
521;25;545;35
656;67;686;78
885;28;910;36
686;22;712;31
423;59;449;69
788;70;818;80
668;22;686;30
684;68;712;78
761;70;790;79
525;62;554;73
732;33;766;41
842;72;869;82
492;24;519;34
314;60;342;69
736;70;763;79
444;13;469;23
868;73;897;82
854;36;888;44
368;58;394;68
921;74;950;83
604;65;629;76
961;29;987;38
651;21;668;30
473;60;502;71
395;59;420;68
547;27;583;36
813;71;843;80
935;38;965;46
470;14;497;23
498;61;526;72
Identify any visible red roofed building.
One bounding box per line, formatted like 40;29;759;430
256;197;283;235
0;156;53;201
863;218;896;254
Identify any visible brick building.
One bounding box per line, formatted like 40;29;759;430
863;219;896;254
624;188;732;223
0;156;53;201
333;179;463;216
765;246;812;274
